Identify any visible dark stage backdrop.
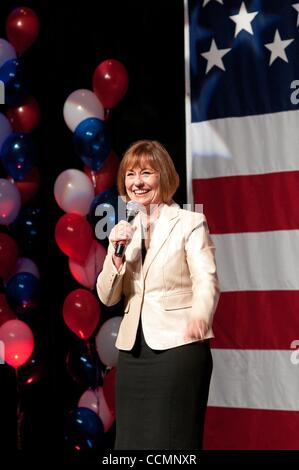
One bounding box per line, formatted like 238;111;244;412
0;0;185;456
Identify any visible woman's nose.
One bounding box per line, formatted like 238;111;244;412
133;175;143;185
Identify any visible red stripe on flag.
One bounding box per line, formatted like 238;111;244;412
193;171;299;234
204;407;299;449
211;291;299;349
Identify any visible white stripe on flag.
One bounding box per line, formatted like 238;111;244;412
211;230;299;292
191;110;299;178
209;349;299;411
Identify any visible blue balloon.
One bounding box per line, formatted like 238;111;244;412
88;186;125;247
6;272;40;314
73;117;110;171
0;59;26;106
64;407;104;452
66;340;103;389
0;132;36;180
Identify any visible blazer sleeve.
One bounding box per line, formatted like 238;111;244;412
96;243;126;306
185;214;220;326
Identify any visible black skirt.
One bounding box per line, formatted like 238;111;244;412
114;320;213;450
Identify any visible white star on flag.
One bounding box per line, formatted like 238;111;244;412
201;39;231;73
230;2;258;37
265;29;294;65
292;3;299;27
203;0;223;6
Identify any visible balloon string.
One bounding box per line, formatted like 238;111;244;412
86;339;92;356
95;389;100;416
85;339;102;388
16;368;24;450
104;108;110;120
90;170;97;189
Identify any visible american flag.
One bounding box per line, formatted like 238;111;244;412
185;0;299;449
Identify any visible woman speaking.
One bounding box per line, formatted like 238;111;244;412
97;140;220;450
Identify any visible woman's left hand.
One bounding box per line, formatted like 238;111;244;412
184;319;209;341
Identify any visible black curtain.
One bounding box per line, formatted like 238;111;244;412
0;0;185;458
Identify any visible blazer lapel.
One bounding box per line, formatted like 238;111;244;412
142;202;180;279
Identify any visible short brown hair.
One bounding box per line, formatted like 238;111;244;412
117;140;179;203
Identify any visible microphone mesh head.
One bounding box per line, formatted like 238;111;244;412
126;201;139;215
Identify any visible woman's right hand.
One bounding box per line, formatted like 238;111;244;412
109;220;136;268
109;220;136;248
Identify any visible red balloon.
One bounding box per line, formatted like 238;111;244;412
55;213;93;263
63;289;100;340
69;240;107;289
103;367;116;415
0;319;34;368
6;7;40;55
93;59;129;109
6;96;40;133
84;150;119;195
0;233;18;279
0;294;16;327
7;166;40;205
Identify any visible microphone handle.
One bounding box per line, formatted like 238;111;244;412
114;241;126;258
114;212;137;258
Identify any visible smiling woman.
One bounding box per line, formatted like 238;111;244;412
118;140;179;251
125;166;161;208
96;139;220;450
118;140;179;206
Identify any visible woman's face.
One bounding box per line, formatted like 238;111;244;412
125;165;162;208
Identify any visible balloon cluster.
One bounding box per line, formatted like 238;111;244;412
0;9;46;451
0;7;41;373
55;59;128;451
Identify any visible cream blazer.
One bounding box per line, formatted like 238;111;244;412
96;202;220;350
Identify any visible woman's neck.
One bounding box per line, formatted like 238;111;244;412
140;202;162;222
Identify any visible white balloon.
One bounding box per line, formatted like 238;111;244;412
95;316;122;367
0;38;16;68
14;257;40;278
78;386;115;432
54;168;95;215
78;388;99;413
0;113;12;152
63;89;104;132
0;179;21;225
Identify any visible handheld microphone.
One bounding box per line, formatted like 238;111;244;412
114;201;139;258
